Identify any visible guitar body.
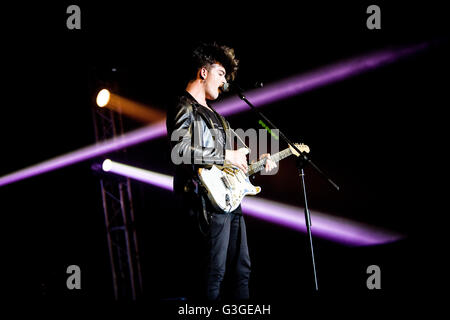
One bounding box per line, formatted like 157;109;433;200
198;165;261;213
197;143;309;213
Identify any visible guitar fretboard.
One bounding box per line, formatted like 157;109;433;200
246;147;292;176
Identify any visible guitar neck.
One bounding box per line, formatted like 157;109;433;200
247;147;293;176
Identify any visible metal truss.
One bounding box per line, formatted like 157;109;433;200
91;93;143;300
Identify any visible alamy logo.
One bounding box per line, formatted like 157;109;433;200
366;5;381;30
366;265;381;289
170;125;280;175
66;265;81;290
66;5;81;30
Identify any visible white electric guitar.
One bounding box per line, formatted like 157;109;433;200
198;143;310;212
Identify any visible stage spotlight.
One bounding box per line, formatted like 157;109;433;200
100;159;172;190
96;89;111;107
95;89;165;123
102;159;113;172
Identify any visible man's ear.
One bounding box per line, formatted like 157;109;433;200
199;67;208;80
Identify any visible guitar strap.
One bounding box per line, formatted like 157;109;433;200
212;108;250;152
211;108;232;150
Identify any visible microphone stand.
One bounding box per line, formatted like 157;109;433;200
233;84;340;291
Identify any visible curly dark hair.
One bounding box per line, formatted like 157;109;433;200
188;42;239;82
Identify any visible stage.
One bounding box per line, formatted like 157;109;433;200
1;1;448;316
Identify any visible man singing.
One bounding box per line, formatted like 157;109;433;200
166;42;276;301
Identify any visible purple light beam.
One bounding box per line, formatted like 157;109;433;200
102;159;404;246
0;43;427;187
214;43;429;116
242;197;403;246
102;159;173;191
0;122;166;187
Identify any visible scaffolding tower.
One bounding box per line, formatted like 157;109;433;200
91;86;143;300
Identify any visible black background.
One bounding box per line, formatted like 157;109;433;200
1;0;448;315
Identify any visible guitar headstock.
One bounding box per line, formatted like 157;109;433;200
289;143;310;157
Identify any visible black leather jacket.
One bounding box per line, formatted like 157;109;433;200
166;91;232;196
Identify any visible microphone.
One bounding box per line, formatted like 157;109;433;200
221;81;263;93
222;81;231;93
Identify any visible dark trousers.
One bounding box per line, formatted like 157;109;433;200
181;192;251;301
205;206;251;301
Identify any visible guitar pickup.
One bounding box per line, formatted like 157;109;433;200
221;176;231;189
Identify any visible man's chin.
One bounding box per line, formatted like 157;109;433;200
207;93;219;101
